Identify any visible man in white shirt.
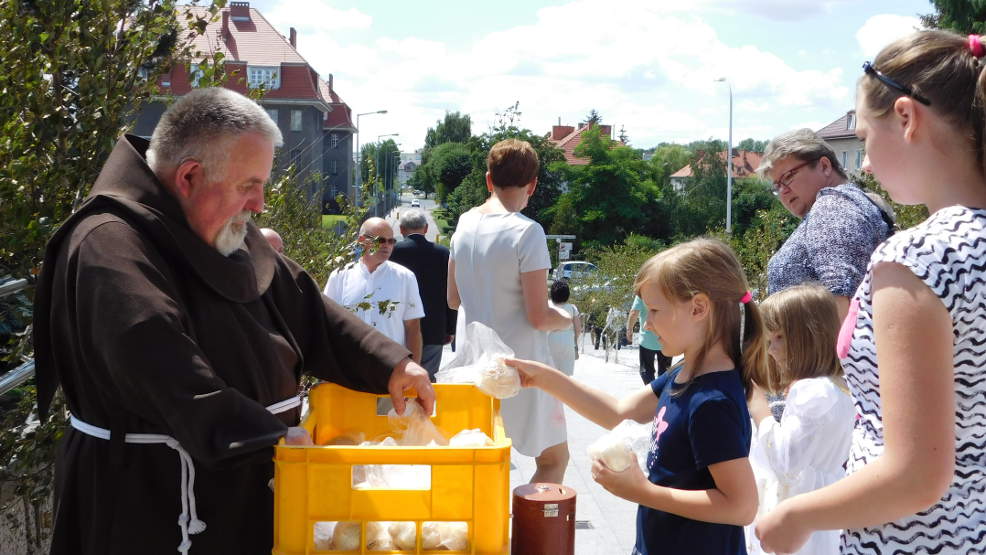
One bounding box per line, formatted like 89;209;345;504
324;217;424;362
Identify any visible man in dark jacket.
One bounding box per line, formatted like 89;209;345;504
389;209;457;379
32;87;433;555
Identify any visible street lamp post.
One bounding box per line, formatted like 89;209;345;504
355;110;387;205
715;77;733;234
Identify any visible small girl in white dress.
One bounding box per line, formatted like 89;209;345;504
746;284;854;555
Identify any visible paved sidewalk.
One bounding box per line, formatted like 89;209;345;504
444;338;646;555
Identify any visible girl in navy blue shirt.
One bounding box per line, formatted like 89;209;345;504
508;238;768;554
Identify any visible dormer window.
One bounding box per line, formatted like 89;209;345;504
248;66;280;90
846;111;856;130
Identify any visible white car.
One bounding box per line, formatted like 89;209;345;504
409;199;421;208
554;261;597;281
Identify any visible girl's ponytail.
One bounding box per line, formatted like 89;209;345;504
738;296;770;400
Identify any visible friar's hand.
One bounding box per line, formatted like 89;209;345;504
388;358;435;415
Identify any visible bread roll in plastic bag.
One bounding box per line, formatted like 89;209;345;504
389;522;416;550
436;322;520;399
587;419;651;473
366;521;394;551
421;522;442;549
448;428;494;447
330;521;360;551
387;400;448;446
439;522;470;551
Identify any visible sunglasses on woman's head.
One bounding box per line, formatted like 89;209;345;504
862;61;932;106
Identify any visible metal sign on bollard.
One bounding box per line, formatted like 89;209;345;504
511;483;576;555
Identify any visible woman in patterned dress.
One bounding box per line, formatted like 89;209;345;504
756;30;986;553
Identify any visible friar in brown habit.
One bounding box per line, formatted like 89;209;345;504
32;87;435;554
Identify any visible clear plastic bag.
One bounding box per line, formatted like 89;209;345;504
436;322;521;399
387;401;448;446
587;419;651;473
448;428;494;447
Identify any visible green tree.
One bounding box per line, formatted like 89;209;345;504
429;142;473;202
921;1;986;33
666;140;728;238
582;109;602;126
424;111;472;153
737;138;768;153
557;126;660;249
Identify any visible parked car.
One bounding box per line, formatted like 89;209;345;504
410;199;421;208
554;261;597;281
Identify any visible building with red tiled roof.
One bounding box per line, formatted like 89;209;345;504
817;110;865;175
319;74;356;207
132;2;353;209
669;150;765;191
547;122;624;165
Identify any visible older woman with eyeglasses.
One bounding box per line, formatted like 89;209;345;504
757;129;893;321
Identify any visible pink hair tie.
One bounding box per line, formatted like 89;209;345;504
969;35;985;58
740;291;753;304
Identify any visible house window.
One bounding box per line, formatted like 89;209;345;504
266;108;278;124
189;64;204;88
846;112;856;130
856;149;863;170
330;160;338;175
330;134;340;148
290;110;302;132
841;151;848;169
247;66;280;90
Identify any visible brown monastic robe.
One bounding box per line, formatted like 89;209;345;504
33;135;411;554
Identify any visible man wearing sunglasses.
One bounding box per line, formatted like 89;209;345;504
324;217;424;363
757;128;893;322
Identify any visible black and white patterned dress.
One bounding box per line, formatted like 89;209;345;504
841;206;986;553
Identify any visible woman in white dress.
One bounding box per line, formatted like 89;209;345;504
746;284;854;555
547;280;581;376
447;139;573;483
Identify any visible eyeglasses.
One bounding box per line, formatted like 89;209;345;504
862;61;932;106
771;159;815;194
367;236;397;246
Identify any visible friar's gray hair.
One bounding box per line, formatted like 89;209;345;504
147;87;283;181
399;209;428;231
757;128;847;181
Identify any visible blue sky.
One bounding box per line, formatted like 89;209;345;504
250;0;934;151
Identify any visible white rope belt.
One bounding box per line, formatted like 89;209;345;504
69;394;302;554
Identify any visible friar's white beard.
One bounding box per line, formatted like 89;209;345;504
215;210;252;256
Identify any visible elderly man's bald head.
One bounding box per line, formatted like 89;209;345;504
358;217;396;269
359;217;392;237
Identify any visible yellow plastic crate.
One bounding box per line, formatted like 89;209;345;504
272;383;511;554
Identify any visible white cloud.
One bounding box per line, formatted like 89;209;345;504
856;14;923;59
266;0;855;149
263;0;371;31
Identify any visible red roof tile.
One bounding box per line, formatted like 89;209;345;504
670;150;763;179
182;4;308;66
160;4;327;105
547;123;624;165
319;76;354;130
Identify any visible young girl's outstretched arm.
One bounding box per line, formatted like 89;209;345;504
756;262;955;552
505;358;659;428
594;455;758;526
